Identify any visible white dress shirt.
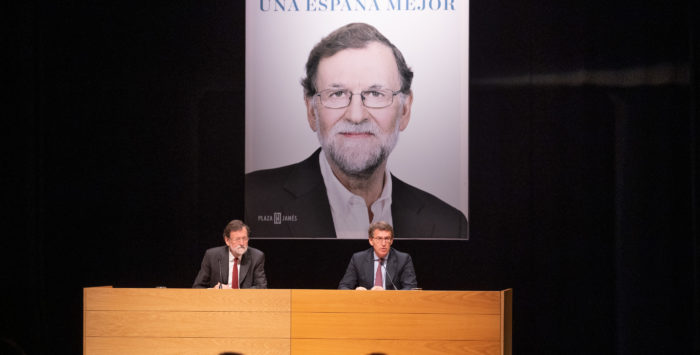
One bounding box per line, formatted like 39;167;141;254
319;152;394;239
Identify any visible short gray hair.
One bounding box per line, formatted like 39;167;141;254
368;221;394;239
301;22;413;97
223;219;250;239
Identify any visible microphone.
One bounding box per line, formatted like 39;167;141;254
218;256;223;289
379;259;398;290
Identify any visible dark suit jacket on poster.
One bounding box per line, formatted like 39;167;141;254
192;246;267;289
245;148;468;238
338;247;418;290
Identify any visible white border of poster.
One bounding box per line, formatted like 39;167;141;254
245;0;469;235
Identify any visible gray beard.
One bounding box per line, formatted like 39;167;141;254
325;141;387;178
316;113;400;178
229;245;247;258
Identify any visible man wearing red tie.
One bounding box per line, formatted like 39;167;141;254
338;221;417;290
193;220;268;289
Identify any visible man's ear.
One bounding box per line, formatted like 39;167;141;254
398;91;413;131
305;95;318;131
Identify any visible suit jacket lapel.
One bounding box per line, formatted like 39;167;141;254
283;148;336;237
220;246;230;286
386;248;399;290
391;175;436;237
363;248;375;288
238;252;250;286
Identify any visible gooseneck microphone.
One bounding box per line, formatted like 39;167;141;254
378;259;399;290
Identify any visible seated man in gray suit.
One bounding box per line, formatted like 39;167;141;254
338;221;417;290
193;220;268;289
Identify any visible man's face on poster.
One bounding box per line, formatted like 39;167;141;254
305;42;413;177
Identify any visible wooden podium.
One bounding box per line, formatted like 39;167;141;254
84;287;512;355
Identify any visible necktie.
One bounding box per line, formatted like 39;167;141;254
374;258;383;288
232;257;239;289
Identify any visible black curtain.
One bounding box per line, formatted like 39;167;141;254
4;1;697;354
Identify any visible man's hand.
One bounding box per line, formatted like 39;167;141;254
355;286;368;290
210;282;232;289
370;285;385;291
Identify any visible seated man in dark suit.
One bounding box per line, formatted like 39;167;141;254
245;22;468;239
338;221;417;290
193;220;268;289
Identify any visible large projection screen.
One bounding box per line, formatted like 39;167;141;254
245;0;469;239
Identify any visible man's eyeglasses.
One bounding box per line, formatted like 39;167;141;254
316;88;401;109
371;236;393;243
229;237;249;243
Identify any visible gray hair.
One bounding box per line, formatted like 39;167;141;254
368;221;394;239
301;23;413;97
223;219;251;239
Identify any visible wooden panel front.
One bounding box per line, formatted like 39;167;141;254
84;288;293;355
84;287;290;312
291;312;500;340
85;310;289;338
291;339;501;355
86;337;289;355
292;289;501;314
83;288;511;355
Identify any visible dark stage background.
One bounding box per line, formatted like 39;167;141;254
5;1;697;354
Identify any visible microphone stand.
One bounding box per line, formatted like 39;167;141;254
379;259;399;290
